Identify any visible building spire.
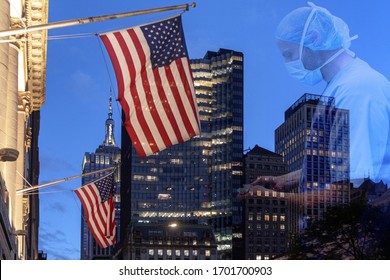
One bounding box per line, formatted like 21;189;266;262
103;91;117;147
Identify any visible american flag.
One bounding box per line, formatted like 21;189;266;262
100;15;200;157
74;173;116;248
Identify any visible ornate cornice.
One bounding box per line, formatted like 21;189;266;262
25;0;49;111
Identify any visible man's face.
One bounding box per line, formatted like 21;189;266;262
277;39;322;70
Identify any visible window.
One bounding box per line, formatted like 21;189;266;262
264;214;270;221
149;249;154;256
272;215;278;222
176;250;181;257
206;250;211;257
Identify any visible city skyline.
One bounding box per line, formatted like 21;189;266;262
38;0;390;259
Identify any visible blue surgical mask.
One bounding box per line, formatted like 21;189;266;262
285;59;323;85
285;48;346;85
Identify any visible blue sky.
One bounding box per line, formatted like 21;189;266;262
38;0;390;259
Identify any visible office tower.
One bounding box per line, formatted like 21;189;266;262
120;48;243;259
243;145;287;184
80;97;121;260
275;93;350;229
239;184;289;260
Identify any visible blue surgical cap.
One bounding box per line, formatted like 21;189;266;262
275;3;353;50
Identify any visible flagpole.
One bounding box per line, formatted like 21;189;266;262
16;166;116;195
0;2;196;38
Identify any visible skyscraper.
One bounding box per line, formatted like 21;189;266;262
80;96;121;260
275;93;350;230
120;48;244;259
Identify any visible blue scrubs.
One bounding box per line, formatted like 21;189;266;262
323;57;390;183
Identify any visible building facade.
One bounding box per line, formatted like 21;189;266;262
120;48;243;259
238;184;289;260
275;93;350;229
0;0;48;260
125;222;217;260
243;145;287;184
80;97;121;260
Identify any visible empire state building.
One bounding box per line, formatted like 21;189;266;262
79;96;121;260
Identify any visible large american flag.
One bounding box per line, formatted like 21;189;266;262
74;173;116;248
100;15;200;157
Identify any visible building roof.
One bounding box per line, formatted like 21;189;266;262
245;145;282;158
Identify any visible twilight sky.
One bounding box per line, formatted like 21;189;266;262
37;0;390;259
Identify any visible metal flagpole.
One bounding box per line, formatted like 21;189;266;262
16;166;116;195
0;3;196;38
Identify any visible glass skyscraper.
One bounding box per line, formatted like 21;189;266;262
275;93;350;230
80;97;121;260
120;49;243;259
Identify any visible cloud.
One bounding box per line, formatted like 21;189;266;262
39;227;80;260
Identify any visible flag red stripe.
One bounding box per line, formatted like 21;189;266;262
152;68;184;143
100;35;125;101
110;31;147;157
126;29;160;154
177;58;200;133
81;185;109;248
129;29;172;150
164;64;196;138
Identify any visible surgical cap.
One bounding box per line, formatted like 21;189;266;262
275;3;353;50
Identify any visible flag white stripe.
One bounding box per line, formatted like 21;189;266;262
84;185;108;245
133;28;166;152
182;58;200;134
171;59;200;138
159;66;189;142
110;30;153;156
77;185;107;247
145;56;178;147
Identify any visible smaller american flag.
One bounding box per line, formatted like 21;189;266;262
74;173;116;248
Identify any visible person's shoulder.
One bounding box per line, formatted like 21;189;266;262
336;58;390;93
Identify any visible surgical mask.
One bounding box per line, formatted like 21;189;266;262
285;48;346;85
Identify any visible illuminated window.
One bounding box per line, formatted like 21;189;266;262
264;215;270;221
280;192;285;198
280;215;285;222
158;249;163;256
184;250;189;257
248;214;253;221
149;249;154;256
280;224;285;230
176;250;181;257
206;250;210;257
272;215;278;222
193;250;198;256
256;255;262;260
272;191;277;197
167;250;172;256
256;214;261;221
265;191;269;197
